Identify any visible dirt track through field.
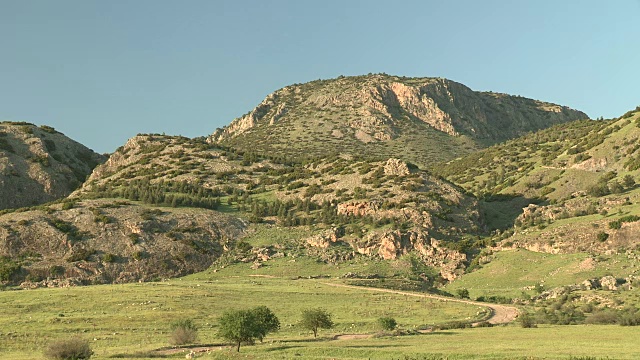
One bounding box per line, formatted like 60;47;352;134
320;282;519;326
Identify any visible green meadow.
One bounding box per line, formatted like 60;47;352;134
2;256;639;359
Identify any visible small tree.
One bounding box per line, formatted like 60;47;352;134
377;317;397;331
300;308;334;338
44;337;93;360
623;174;636;189
217;307;280;351
218;309;257;352
456;288;470;299
251;305;280;342
169;319;198;345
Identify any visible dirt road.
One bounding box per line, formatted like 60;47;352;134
321;282;519;325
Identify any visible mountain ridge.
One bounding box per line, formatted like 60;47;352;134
211;74;588;167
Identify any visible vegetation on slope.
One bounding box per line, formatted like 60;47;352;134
0;122;106;210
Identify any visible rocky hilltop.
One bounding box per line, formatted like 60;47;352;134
0;122;105;210
211;74;588;166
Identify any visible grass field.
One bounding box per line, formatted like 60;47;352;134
443;249;638;299
2;256;639;359
0;269;481;360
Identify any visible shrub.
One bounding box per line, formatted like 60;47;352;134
377;317;397;331
49;265;66;277
169;319;198;345
518;313;537;328
44;337;93;359
456;288;470;299
437;320;471;330
65;248;95;263
608;220;622;230
585;310;618;324
596;232;609;242
102;253;117;263
0;256;21;282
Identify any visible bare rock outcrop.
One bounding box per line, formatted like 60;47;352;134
0;199;247;287
383;158;410;176
355;230;467;281
337;201;379;217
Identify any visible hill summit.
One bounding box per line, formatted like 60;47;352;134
211;74;588;166
0;122;105;210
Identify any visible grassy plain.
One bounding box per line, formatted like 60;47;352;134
0;268;481;360
2;255;639;359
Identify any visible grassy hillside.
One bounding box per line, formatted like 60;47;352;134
434;107;640;201
61;134;484;283
432;107;640;254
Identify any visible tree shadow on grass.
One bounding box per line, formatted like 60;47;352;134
283;338;334;343
427;331;458;336
264;345;304;352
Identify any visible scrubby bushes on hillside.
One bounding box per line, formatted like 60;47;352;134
44;337;92;360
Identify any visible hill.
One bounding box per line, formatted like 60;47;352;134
0;198;246;287
433;107;640;255
211;74;588;167
66;133;484;283
0;122;105;210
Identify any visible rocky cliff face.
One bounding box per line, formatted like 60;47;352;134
0;122;106;210
211;74;587;166
0;199;247;287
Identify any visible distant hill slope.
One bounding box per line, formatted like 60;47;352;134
0;122;106;210
211;74;588;166
433;107;640;254
434;107;640;201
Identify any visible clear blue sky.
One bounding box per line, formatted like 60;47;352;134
1;1;639;153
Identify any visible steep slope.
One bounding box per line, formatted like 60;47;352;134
0;198;246;287
70;134;483;281
434;106;640;254
0;122;106;210
211;74;588;166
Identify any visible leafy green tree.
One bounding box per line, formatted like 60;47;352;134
218;309;258;352
251;305;280;342
300;308;334;338
456;288;470;299
217;307;280;352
